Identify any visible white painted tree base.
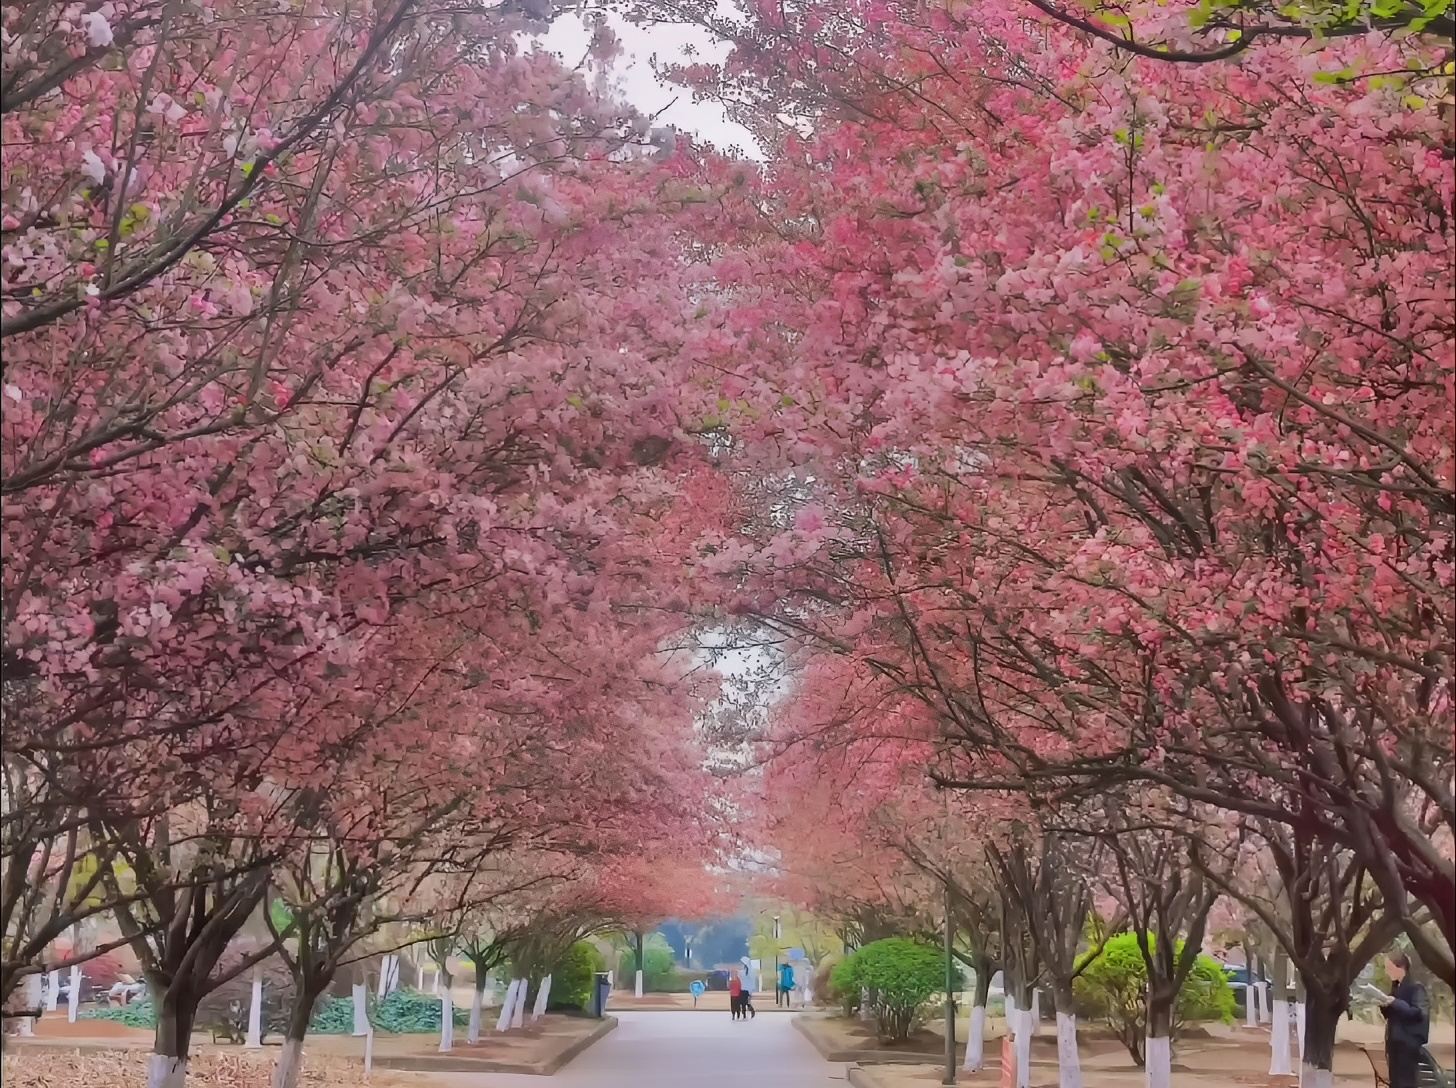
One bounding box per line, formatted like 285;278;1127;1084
1269;999;1293;1075
634;970;644;999
352;984;369;1036
45;970;59;1011
147;1054;188;1088
1146;1035;1172;1088
531;975;552;1021
67;965;81;1023
468;986;485;1044
439;993;454;1052
1301;1064;1334;1088
272;1039;305;1088
494;980;519;1033
1245;983;1258;1028
1013;1008;1033;1088
963;1004;987;1071
1055;1012;1083;1088
1295;1002;1306;1065
510;979;526;1029
245;972;263;1048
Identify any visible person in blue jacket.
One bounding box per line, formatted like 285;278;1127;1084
778;963;795;1007
1380;950;1430;1088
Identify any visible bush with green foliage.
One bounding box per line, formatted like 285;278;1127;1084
82;998;158;1028
826;954;860;1016
829;938;957;1043
1073;933;1235;1065
616;939;678;992
551;942;606;1010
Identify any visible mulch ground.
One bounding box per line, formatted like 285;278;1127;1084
1;1050;425;1088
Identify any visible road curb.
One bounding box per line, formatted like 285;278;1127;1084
792;1014;945;1064
374;1015;618;1075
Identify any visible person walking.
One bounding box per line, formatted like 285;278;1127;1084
728;970;743;1021
1380;950;1430;1088
740;978;756;1020
778;962;795;1007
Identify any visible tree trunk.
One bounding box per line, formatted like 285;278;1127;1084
1145;987;1174;1088
1006;985;1033;1088
351;981;368;1037
963;962;992;1072
1268;950;1293;1077
514;977;528;1029
468;978;486;1043
1299;988;1343;1088
494;979;518;1033
436;972;454;1054
273;985;322;1088
150;991;197;1088
1051;984;1083;1088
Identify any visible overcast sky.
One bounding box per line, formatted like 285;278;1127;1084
538;10;760;157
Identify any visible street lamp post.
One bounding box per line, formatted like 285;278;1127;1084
685;936;692;967
772;915;782;1006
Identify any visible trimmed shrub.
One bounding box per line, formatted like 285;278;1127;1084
1073;932;1235;1065
826;954;860;1016
551;942;606;1011
830;938;957;1043
82;997;158;1029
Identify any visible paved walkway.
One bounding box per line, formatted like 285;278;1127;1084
460;1011;849;1087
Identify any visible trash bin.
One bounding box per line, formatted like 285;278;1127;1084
591;972;611;1018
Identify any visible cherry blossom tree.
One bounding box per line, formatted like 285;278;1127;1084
669;0;1454;987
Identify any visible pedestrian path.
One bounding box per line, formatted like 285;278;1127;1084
457;1010;849;1087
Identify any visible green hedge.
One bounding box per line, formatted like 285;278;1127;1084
82;999;157;1028
83;987;471;1036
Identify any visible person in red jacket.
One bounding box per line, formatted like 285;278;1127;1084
728;970;744;1020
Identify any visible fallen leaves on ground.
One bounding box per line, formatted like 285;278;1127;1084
1;1049;396;1087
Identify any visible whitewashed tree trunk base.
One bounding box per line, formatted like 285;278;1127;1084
272;1039;304;1088
510;980;526;1029
364;1028;374;1076
963;1004;987;1071
468;985;485;1044
1055;1012;1083;1088
439;993;454;1052
531;975;552;1021
147;1055;188;1088
1245;983;1258;1027
1146;1035;1172;1088
1269;999;1293;1076
45;971;59;1011
494;980;519;1033
352;984;369;1037
66;966;81;1023
1295;1002;1307;1064
634;970;644;999
1030;990;1041;1034
1301;1064;1334;1088
1014;1007;1033;1088
245;971;263;1048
